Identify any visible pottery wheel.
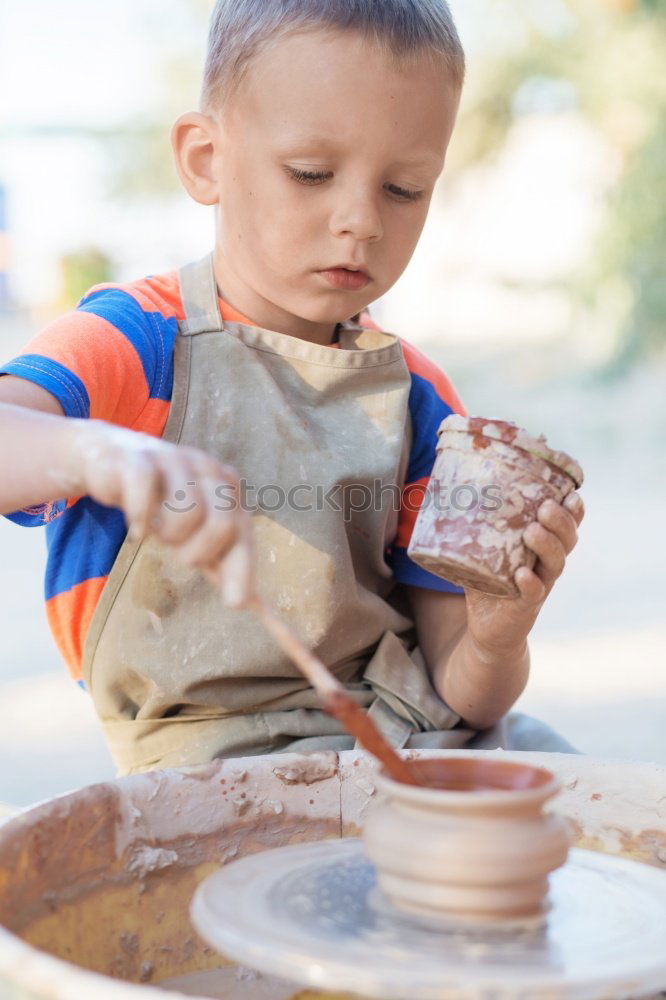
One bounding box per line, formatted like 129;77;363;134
191;839;666;1000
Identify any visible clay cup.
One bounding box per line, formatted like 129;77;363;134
362;755;571;927
407;415;584;597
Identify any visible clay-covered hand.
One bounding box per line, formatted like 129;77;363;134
463;491;585;656
67;419;256;607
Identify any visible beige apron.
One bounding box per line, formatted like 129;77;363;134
82;253;578;774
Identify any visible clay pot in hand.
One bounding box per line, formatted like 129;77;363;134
407;414;584;597
362;755;570;926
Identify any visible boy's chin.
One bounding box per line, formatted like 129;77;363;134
291;296;370;326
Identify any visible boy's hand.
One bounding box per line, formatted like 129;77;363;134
67;420;255;608
464;492;585;658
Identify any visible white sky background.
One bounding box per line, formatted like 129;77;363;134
0;0;207;297
0;0;497;129
0;1;191;128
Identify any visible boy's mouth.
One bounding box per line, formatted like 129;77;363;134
318;266;371;291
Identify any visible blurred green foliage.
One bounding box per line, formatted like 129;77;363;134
450;0;666;372
592;103;666;372
59;248;112;309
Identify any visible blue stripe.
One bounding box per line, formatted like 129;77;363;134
389;545;464;594
44;497;127;599
4;510;45;527
0;356;90;418
78;288;177;402
406;372;455;483
4;498;68;528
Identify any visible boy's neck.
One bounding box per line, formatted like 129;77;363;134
212;251;341;347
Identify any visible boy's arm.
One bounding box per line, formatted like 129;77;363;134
391;340;583;729
406;585;530;730
0;377;254;607
0;378;77;511
0;374;63;415
406;488;583;730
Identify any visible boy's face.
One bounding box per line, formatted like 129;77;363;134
178;29;460;342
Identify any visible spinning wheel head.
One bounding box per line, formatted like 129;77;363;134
192;839;666;999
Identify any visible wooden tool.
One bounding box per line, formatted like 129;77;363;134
205;534;418;786
247;595;418;786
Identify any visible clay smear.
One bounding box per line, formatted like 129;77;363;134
159;966;297;998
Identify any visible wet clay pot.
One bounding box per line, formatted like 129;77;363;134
407;414;584;597
362;755;571;926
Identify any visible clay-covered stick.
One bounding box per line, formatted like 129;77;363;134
202;553;417;785
248;595;418;786
249;596;341;699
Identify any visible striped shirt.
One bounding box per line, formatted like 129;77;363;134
1;271;466;682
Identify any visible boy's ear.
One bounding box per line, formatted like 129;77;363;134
171;112;221;206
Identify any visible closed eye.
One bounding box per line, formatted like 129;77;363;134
284;166;331;185
284;166;424;202
385;183;424;202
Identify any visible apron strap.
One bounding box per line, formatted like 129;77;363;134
178;252;224;336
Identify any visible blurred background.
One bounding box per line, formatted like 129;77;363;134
0;0;664;807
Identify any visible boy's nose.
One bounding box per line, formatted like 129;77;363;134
329;194;383;243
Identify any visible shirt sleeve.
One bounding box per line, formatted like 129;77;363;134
0;282;176;526
387;338;467;594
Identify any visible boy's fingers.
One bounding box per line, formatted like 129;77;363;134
563;490;585;526
85;450;123;509
523;522;566;588
155;465;209;544
537;499;578;555
514;565;546;605
123;453;165;540
198;507;256;607
112;441;247;562
174;510;239;568
217;519;256;608
170;468;243;562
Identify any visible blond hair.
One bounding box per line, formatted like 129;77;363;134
201;0;465;112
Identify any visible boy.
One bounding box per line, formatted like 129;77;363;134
0;0;584;775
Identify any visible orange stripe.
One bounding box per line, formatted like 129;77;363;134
20;312;151;425
127;274;185;320
134;396;171;437
87;273;185;322
399;338;468;416
87;272;347;348
395;477;430;548
46;576;108;682
219;299;253;325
